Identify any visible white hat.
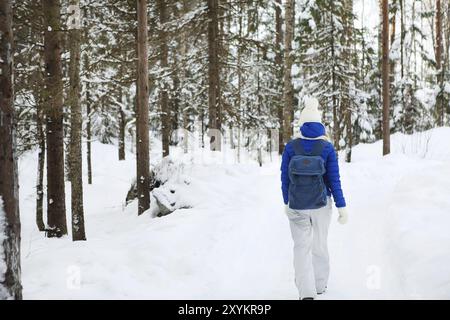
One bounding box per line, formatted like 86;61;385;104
299;96;322;126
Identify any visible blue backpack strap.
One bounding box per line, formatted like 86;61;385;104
291;138;305;156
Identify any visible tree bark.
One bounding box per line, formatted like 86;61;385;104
171;2;181;145
181;0;190;154
42;0;67;237
375;0;384;141
236;1;243;162
171;70;180;145
119;107;126;161
136;0;150;215
382;0;391;155
158;0;170;157
344;0;354;163
435;0;444;126
82;13;92;184
275;0;284;154
207;0;221;151
282;0;295;146
330;1;339;149
86;81;92;185
68;0;86;241
389;1;396;102
36;73;46;232
400;0;414;133
117;73;126;161
0;0;22;299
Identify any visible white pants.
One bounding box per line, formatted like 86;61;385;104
286;197;332;299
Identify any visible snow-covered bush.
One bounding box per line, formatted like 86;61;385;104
126;156;192;217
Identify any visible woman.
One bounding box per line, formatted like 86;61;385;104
280;96;348;300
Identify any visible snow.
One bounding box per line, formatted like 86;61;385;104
415;87;438;112
18;128;450;299
444;82;450;94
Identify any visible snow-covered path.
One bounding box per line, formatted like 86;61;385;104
19;129;450;299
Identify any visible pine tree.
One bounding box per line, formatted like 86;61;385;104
299;0;356;150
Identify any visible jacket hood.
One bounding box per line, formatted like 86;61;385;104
300;122;326;138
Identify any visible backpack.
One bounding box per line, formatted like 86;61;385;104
288;139;328;210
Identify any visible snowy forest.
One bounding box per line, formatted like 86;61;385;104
1;0;450;300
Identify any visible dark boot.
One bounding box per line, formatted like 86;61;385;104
317;286;328;295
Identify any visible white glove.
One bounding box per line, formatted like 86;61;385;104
337;207;348;225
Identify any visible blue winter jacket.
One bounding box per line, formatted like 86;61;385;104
280;122;346;208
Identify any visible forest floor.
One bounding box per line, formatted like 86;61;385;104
19;128;450;299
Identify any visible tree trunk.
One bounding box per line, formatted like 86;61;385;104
344;0;354;163
119;107;126;161
376;0;384;141
68;0;86;241
42;0;67;237
389;1;396;101
136;0;150;215
207;0;221;151
86;82;93;185
237;1;243;161
400;0;406;131
117;76;126;161
158;0;170;157
282;0;295;146
275;0;284;154
181;0;190;154
382;0;391;155
442;1;450;124
36;75;46;232
0;0;22;299
330;2;339;149
435;0;444;126
82;14;92;185
171;73;180;145
171;1;180;145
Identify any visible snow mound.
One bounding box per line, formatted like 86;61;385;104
351;127;450;162
148;156;193;217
